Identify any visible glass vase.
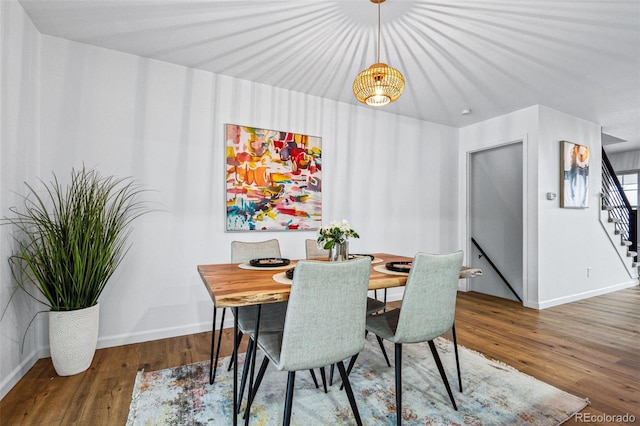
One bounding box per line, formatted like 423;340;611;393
328;241;349;262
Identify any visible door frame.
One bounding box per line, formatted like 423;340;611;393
460;136;529;306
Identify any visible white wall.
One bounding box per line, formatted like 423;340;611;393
0;0;42;399
459;105;636;309
0;27;459;398
536;106;634;307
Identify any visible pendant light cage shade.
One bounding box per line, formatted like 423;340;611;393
352;0;405;106
353;62;405;106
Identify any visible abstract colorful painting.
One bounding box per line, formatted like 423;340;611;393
225;124;322;231
560;140;590;208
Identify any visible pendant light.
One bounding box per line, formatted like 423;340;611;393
352;0;405;106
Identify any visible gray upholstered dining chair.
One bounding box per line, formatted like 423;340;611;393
304;239;385;316
364;251;464;425
232;239;282;264
244;256;372;426
209;239;288;384
231;238;288;360
232;240;323;408
304;238;389;387
304;238;328;259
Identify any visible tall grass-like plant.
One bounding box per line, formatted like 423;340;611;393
5;167;149;311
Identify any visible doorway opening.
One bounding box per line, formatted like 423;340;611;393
469;142;524;303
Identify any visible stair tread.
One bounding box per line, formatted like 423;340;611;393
602;185;637;268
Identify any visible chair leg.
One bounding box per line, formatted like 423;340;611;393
452;324;462;392
428;340;458;411
237;338;255;414
340;353;359;391
376;335;391;367
395;343;402;426
209;307;226;384
283;371;296;426
319;367;328;393
308;369;319;389
336;360;363;426
245;355;269;419
345;353;359;376
329;364;335;386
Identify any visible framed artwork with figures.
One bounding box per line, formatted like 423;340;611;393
560;140;589;208
225;124;322;231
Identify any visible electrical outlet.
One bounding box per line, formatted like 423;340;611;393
587;267;592;277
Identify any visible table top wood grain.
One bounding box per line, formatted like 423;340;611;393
198;253;482;308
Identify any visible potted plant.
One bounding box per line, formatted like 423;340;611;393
4;166;149;376
316;219;360;261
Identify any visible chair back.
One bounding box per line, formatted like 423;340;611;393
277;257;371;371
305;238;329;259
231;239;281;263
394;251;463;344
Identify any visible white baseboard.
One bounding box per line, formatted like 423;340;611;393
0;350;39;401
96;322;213;349
532;280;638;309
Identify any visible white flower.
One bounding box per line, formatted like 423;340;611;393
316;219;359;250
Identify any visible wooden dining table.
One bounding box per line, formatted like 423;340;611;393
197;253;482;425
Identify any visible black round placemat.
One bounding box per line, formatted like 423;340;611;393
385;261;412;273
285;268;295;279
249;257;290;267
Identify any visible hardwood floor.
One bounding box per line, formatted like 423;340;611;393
1;287;638;425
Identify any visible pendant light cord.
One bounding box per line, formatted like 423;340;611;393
377;1;381;63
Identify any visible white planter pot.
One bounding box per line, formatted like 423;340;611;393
49;304;99;376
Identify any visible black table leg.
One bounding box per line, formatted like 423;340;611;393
208;307;217;384
244;305;261;424
233;307;238;426
209;307;226;384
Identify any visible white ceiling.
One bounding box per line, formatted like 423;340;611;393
17;0;640;153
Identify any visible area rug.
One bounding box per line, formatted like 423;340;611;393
126;337;589;425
